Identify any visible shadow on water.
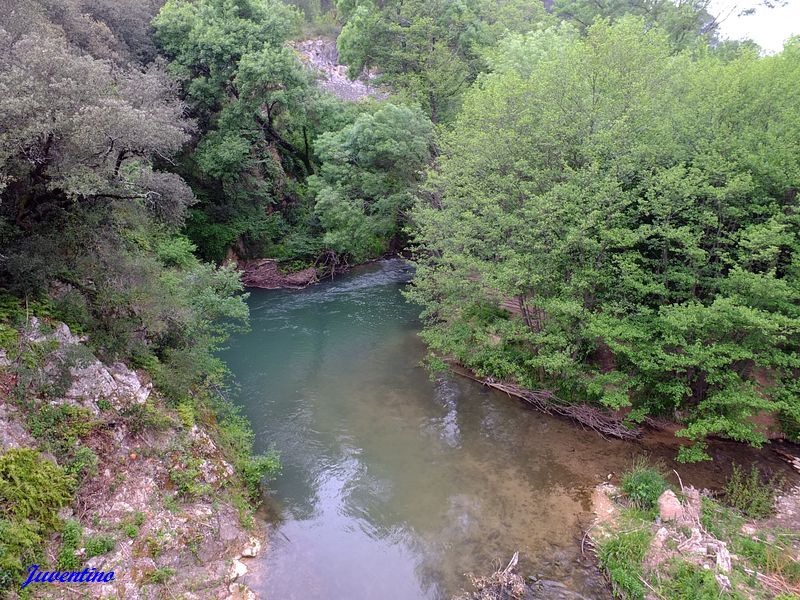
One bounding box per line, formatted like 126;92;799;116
221;259;797;600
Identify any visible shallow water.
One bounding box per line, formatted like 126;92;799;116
222;259;795;600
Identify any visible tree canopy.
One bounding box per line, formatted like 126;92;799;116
409;20;800;458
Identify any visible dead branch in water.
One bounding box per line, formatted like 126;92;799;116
450;365;641;440
453;553;526;600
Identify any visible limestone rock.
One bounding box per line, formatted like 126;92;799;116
228;559;248;581
658;490;683;522
241;537;261;558
715;542;732;573
227;583;257;600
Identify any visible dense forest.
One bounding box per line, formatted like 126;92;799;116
3;0;795;457
0;0;799;595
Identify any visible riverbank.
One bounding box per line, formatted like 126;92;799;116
0;317;267;598
588;463;800;599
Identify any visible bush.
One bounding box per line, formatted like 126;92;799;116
144;566;176;585
84;535;116;558
724;464;780;519
0;449;74;588
240;451;281;498
621;458;669;511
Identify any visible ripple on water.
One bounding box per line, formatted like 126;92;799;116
224;260;795;600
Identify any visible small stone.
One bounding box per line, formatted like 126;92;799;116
658;490;683;522
740;524;757;535
241;537;261;558
716;574;731;590
227;583;256;600
716;542;732;573
228;559;248;581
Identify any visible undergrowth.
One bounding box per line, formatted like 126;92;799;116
0;448;74;589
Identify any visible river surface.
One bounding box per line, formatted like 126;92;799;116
222;259;794;600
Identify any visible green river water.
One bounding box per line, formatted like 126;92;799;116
222;259;791;600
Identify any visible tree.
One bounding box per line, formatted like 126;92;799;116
336;0;551;122
409;20;800;457
310;103;433;261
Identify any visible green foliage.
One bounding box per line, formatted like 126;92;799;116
121;511;146;540
57;519;82;570
311;103;433;262
597;527;651;599
337;0;552;122
658;561;723;599
621;459;669;511
144;566;176;585
214;404;282;499
176;402;195;429
84;535;116;558
66;446;99;484
410;19;800;453
121;401;174;435
0;449;74;589
170;456;211;500
27;404;95;457
240;451;281;498
723;464;780;519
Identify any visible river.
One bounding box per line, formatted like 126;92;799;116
221;259;793;600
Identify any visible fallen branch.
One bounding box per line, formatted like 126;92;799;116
449;364;641;440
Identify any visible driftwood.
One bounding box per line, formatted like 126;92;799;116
450;365;641;440
453;552;526;600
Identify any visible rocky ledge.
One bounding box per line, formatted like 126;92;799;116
0;319;265;599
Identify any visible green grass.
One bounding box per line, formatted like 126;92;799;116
658;561;724;599
597;525;652;599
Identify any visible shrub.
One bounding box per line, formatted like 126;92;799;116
144;566;175;585
26;405;96;458
0;449;73;588
67;446;99;483
724;464;780;519
57;519;82;570
621;458;669;511
240;450;281;498
84;535;116;558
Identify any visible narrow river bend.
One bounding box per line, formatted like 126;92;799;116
221;259;786;600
